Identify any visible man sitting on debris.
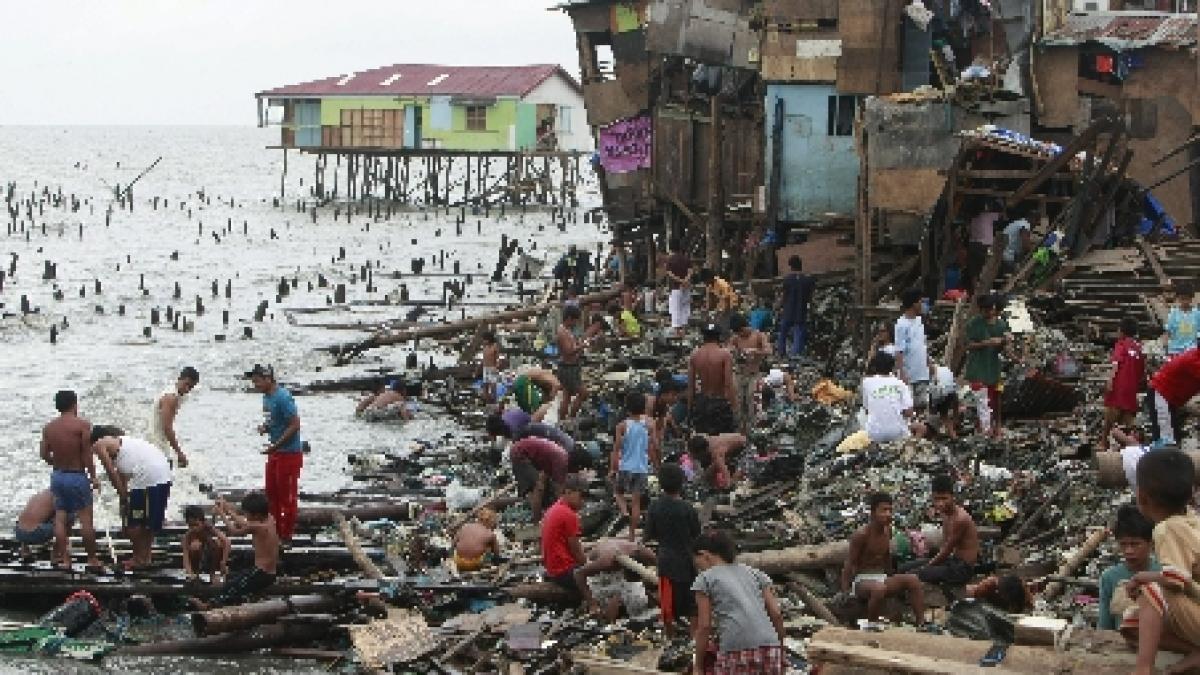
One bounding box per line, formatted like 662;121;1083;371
453;507;501;573
511;435;593;520
687;432;748;492
909;474;979;586
355;379;413;420
1146;346;1200;449
541;474;589;594
575;538;657;621
1098;504;1159;630
841;492;927;624
688;323;738;435
862;351;926;443
1124;450;1200;674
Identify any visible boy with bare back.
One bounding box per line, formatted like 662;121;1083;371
40;390;101;571
453;508;501;572
841;492;927;624
195;492;279;609
688;323;737;435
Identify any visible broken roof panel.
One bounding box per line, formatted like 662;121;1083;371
1041;12;1198;49
257;64;580;99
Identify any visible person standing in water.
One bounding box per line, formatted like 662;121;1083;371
148;367;200;469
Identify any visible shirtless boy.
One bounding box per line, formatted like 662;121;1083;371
481;331;501;403
453;507;501;572
557;305;591;420
913;474;979;584
196;493;279;609
728;313;771;432
687;432;747;491
688;324;737;434
40;390;101;571
841;492;926;623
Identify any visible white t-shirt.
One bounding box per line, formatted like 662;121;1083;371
862;375;913;442
1002;219;1031;263
894;315;930;383
115;436;173;489
931;365;956;401
1121;444;1149;490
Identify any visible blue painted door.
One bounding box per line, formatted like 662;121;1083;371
764;84;859;223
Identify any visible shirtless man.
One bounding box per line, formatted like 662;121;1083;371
452;508;501;572
13;490;59;557
687;432;747;491
194;493;279;609
841;492;926;623
355;379;412;420
727;313;771;433
40;390;101;571
912;474;979;585
557;305;591;420
573;538;657;620
688;324;737;435
148;366;199;469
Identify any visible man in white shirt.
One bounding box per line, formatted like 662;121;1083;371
862;352;925;442
1001;216;1032;270
894;289;931;407
92;426;173;570
148;367;199;469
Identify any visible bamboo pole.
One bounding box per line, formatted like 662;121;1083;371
1042;525;1110;600
335;513;385;581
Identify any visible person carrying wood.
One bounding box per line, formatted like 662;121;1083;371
840;492;927;625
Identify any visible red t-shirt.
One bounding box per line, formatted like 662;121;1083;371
1151;348;1200;408
540;498;581;576
1105;336;1145;411
510;437;568;484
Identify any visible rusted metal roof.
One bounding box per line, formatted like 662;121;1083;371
257;64;580;99
1041;12;1197;49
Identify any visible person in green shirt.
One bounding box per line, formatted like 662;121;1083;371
1098;504;1160;630
963;294;1010;438
608;302;641;339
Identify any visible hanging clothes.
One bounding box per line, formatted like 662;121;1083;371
1096;54;1115;74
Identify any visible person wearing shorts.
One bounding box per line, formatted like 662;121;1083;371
611;393;656;541
93;433;172;570
664;246;692;336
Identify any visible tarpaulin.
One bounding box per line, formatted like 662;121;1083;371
598;114;652;174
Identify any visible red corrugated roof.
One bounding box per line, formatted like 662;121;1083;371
1043;13;1197;47
257;64;579;98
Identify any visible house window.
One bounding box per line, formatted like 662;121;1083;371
827;95;858;137
466;106;488;132
558;106;572;133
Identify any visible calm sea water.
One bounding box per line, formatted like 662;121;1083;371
0;126;603;670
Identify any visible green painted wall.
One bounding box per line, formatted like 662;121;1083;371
516;103;538;150
314;96;520;151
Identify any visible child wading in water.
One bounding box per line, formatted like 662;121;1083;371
182;504;231;584
611;392;658;541
193;492;279;609
691;530;786;674
1123;450;1200;674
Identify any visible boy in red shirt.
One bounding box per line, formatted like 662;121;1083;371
1102;318;1145;450
1147;347;1200;448
541;474;589;593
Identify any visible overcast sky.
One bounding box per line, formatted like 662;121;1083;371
0;0;581;125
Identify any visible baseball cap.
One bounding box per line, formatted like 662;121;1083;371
244;364;274;379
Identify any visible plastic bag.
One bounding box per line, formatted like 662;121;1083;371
944;599;1015;644
446;480;485;511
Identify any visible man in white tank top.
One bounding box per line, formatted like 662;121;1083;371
149;367;199;469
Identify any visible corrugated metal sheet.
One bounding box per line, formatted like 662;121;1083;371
1041;12;1197;48
257;64;580;98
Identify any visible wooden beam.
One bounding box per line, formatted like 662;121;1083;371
1137;237;1171;289
1009;118;1115;206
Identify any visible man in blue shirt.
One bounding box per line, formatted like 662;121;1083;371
775;256;815;357
246;364;303;542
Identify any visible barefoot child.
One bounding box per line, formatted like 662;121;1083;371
199;493;279;609
453;508;501;572
481;331;501;403
1123;450;1200;674
644;463;700;636
611;392;657;541
183;504;231;584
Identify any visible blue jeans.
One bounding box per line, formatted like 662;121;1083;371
776;319;806;356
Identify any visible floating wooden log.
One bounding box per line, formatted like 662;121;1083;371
1043;525;1110;600
327;288;620;363
191;594;339;636
335;513;385;581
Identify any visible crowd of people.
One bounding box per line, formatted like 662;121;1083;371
24;363;304;609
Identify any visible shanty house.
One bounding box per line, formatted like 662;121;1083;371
255;64;590;152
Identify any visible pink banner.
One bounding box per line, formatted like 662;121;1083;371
599;115;652;174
